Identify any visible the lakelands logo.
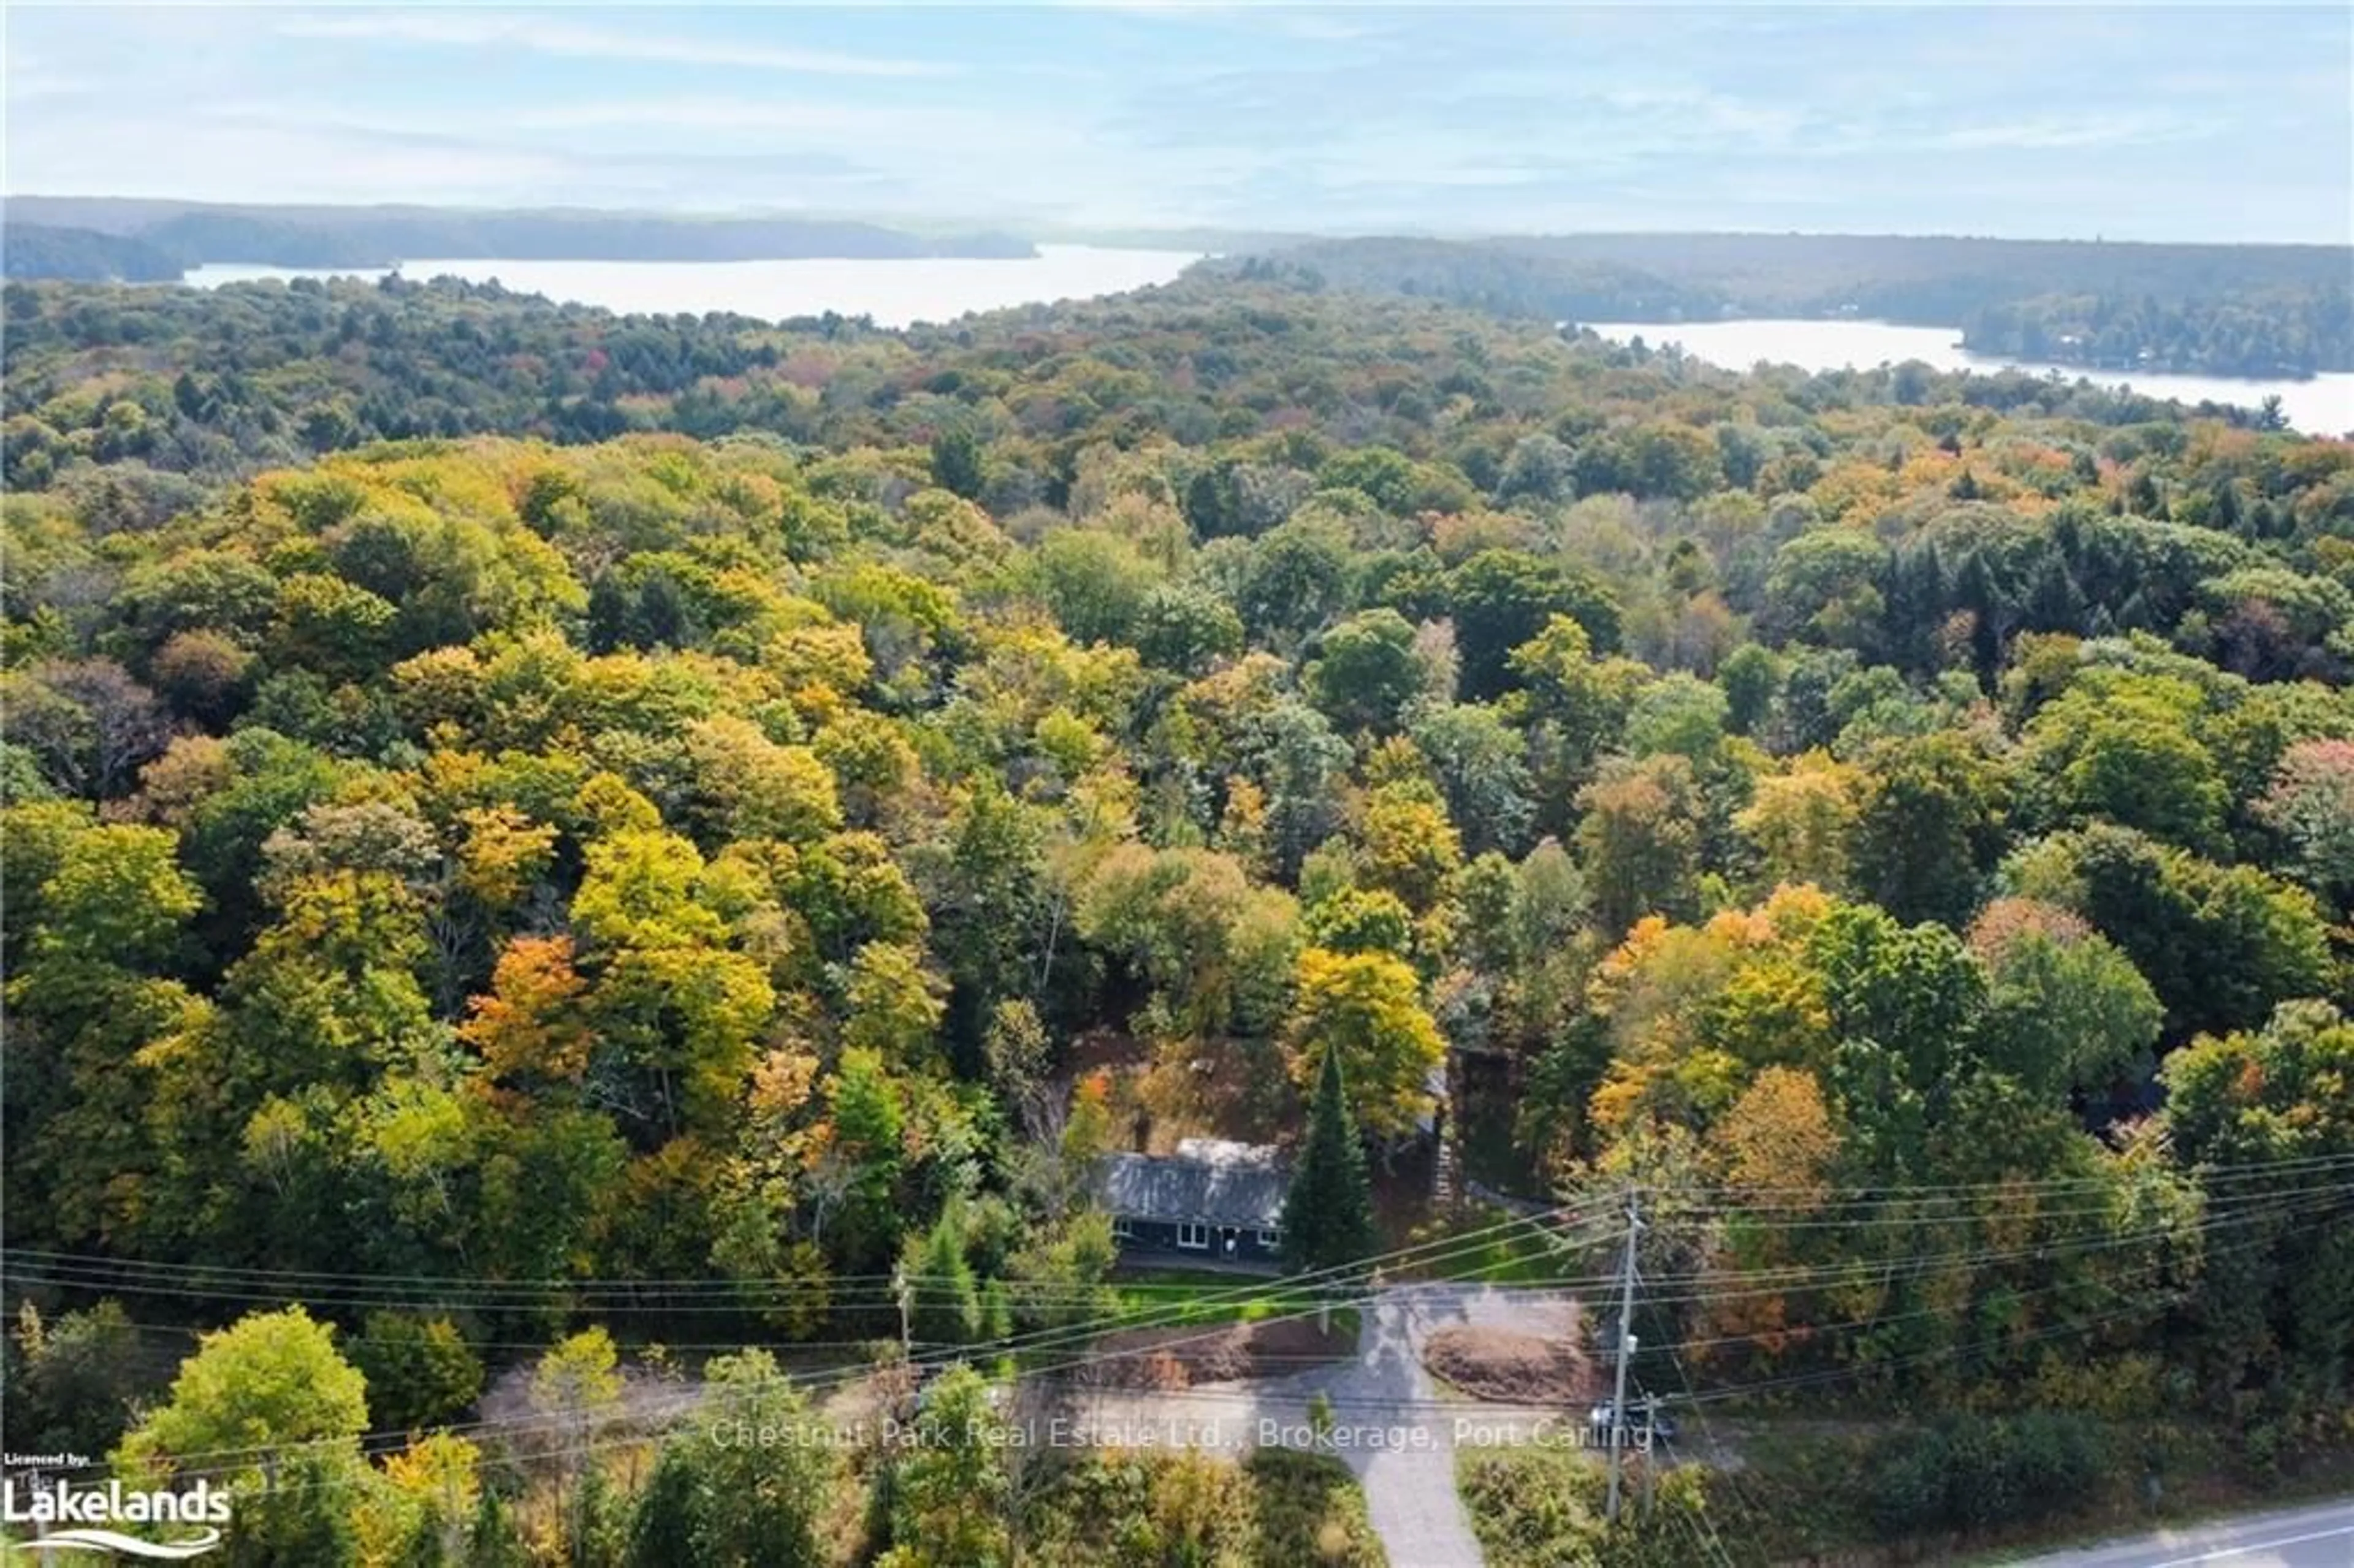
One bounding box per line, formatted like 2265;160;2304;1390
2;1477;229;1559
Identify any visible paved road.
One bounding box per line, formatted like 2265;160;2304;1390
2005;1498;2354;1567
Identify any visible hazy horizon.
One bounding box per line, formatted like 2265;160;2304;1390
7;5;2348;245
15;194;2354;253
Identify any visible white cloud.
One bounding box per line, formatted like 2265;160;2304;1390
1930;113;2202;151
7;113;587;205
1;4;2341;239
1056;1;1375;42
275;12;958;78
504;99;928;135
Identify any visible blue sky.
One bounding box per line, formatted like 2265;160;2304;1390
6;4;2348;242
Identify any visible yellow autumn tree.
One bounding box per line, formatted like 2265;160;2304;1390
1283;946;1446;1140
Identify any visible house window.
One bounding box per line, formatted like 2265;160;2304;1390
1113;1217;1135;1241
1176;1222;1209;1250
1258;1228;1282;1249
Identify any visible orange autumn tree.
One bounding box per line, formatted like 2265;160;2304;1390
1582;883;1837;1141
1695;1067;1843;1366
460;935;593;1103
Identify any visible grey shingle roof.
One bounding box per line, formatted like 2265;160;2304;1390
1094;1141;1289;1229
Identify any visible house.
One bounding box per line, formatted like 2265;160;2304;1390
1094;1137;1290;1268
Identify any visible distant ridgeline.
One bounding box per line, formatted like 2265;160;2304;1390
0;223;185;284
1206;234;2354;379
0;198;1037;281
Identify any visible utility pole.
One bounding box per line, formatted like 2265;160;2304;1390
1604;1189;1643;1526
895;1262;913;1360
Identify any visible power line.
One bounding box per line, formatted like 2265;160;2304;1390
10;1145;2342;1296
82;1187;2324;1507
30;1207;1626;1482
15;1170;2334;1314
23;1182;2335;1492
190;1187;2334;1512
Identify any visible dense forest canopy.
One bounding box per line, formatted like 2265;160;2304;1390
3;269;2351;1562
0;223;185;284
1217;234;2354;378
4;270;2332;511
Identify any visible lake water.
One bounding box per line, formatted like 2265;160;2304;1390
1582;318;2354;436
185;244;1203;330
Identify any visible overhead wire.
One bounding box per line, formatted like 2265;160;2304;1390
36;1177;2328;1494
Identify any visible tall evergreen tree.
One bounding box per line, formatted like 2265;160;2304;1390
1281;1045;1377;1273
930;427;986;500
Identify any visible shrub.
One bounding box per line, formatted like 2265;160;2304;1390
348;1313;485;1434
1867;1413;2111;1537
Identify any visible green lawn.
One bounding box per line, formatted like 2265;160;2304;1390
1105;1266;1363;1336
1398;1205;1593;1286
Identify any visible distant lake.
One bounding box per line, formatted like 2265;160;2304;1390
1582;318;2354;436
184;244;1202;330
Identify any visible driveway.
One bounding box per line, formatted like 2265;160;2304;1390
1060;1283;1580;1568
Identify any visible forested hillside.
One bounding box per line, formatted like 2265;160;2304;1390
2;197;1035;273
4;273;2351;1562
1;270;2326;512
1217;234;2354;377
0;223;185;283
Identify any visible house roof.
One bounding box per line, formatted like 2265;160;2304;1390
1094;1141;1289;1230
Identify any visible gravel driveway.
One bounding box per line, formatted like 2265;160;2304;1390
1059;1283;1580;1568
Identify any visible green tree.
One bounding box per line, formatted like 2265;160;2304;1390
1246;699;1352;881
116;1307;369;1566
1075;843;1301;1041
346;1314;484;1435
627;1352;838;1567
1430;549;1620;702
1807;903;1986;1093
1716;642;1783;737
827;1048;907;1267
1625;671;1731;761
1281;1042;1377;1273
7;1300;154;1458
2162;1001;2354;1425
2028;680;2227;851
1004;1208;1118;1331
1410;702;1536;857
905;1210;983;1348
930;427;986;500
882;1366;1010;1568
1508;614;1648;809
1851;732;2009;928
1033;528;1163;647
1132;582;1244;676
1306;607;1425;733
1575;755;1702;937
1967;900;2162;1096
1238;519;1352;646
2011;824;2331;1039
